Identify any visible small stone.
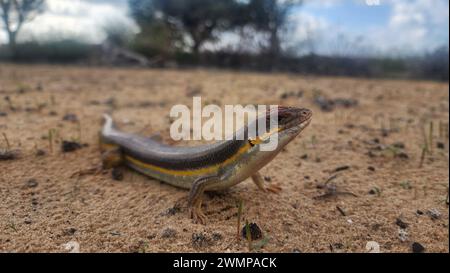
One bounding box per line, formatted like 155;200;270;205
35;149;46;156
212;232;223;241
241;222;263;241
365;241;380;253
61;141;82;153
24;219;32;224
333;165;350;172
427;208;441;220
392;142;405;149
0;149;19;160
367;166;375;172
63;228;77;236
111;168;124;181
263;176;271;182
398;228;408;242
395;218;409;229
396;152;409;159
416;210;424;215
330;243;345;253
292;248;301;253
412;242;425;253
192;233;210;248
161;228;177;238
62;113;78;122
26;179;38;188
63;241;80;253
163;204;181;216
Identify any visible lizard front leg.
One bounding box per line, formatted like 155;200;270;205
251;171;282;193
188;175;220;225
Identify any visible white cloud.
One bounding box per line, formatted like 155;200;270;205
283;11;329;55
1;0;138;44
371;0;449;54
290;0;449;56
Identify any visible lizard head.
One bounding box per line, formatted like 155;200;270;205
248;106;312;149
238;106;312;175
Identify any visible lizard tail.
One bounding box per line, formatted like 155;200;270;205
102;114;115;135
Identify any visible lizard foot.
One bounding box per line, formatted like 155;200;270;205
190;206;207;225
266;184;282;194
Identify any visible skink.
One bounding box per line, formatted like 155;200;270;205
100;106;312;224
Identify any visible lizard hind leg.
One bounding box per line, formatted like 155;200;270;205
188;175;220;225
101;146;123;169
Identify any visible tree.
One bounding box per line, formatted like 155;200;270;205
246;0;302;58
0;0;45;57
129;0;244;55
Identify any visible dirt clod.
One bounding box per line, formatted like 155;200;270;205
61;141;82;153
241;222;263;241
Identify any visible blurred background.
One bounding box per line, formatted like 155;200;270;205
0;0;448;81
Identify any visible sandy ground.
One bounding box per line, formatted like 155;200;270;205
0;64;448;253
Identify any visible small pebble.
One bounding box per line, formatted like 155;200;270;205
111;168;124;181
62;113;78;122
395;218;408;229
427;208;441;220
398;229;408;242
26;179;38;188
63;227;77;236
161;228;177;239
241;223;263;241
396;152;409;159
192;233;210;248
334;165;350;172
61;141;82;153
35;149;46;156
63;241;80;253
412;242;425;253
0;149;19;160
365;241;380;253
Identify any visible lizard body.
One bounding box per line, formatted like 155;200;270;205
100;106;312;223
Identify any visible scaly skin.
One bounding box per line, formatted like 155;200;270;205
100;106;312;224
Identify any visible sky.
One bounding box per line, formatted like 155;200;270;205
0;0;448;56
